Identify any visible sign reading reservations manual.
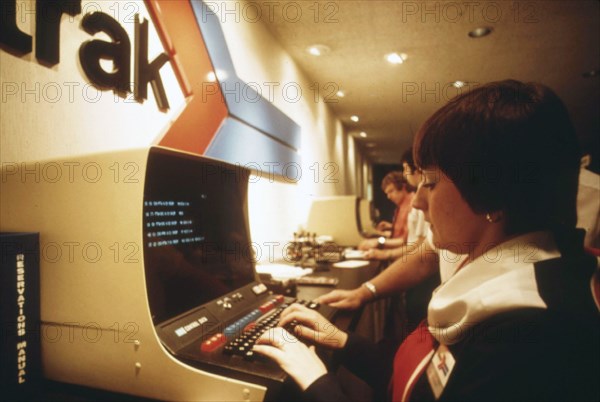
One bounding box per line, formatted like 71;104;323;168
0;233;41;399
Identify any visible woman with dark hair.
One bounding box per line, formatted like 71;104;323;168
253;80;599;401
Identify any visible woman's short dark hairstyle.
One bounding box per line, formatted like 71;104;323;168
413;80;580;235
381;171;407;192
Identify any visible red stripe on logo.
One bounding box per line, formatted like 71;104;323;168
145;0;228;155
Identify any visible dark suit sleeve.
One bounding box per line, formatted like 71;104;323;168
302;333;392;401
303;373;348;402
334;333;392;391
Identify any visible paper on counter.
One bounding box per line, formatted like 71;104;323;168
344;249;367;260
333;260;370;269
256;264;313;280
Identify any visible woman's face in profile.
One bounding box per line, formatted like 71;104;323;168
413;168;489;254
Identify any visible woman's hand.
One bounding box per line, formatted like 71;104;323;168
358;238;378;251
363;248;392;260
277;303;348;349
314;288;371;310
376;220;393;231
253;327;327;390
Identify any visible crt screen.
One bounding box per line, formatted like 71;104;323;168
143;148;256;325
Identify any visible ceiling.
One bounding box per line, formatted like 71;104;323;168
256;0;599;165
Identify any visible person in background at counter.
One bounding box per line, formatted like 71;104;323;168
364;147;429;261
358;171;413;250
253;80;600;401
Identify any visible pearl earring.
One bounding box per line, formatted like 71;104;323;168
486;213;501;223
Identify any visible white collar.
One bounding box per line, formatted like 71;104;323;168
428;231;560;345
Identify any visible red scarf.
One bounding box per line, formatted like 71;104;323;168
389;321;435;401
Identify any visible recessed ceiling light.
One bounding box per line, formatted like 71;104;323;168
582;69;599;78
359;132;368;138
385;52;407;65
468;27;492;38
453;80;466;88
307;44;331;56
350;115;360;122
336;90;346;98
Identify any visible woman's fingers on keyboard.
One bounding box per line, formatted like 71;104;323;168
253;327;328;391
291;324;319;343
280;302;309;318
279;308;323;330
256;327;298;347
253;328;293;364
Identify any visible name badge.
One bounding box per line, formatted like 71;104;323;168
426;344;456;399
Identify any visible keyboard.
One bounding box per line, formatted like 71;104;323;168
151;276;337;401
175;295;332;396
221;298;319;360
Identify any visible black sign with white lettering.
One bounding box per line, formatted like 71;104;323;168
0;233;41;399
